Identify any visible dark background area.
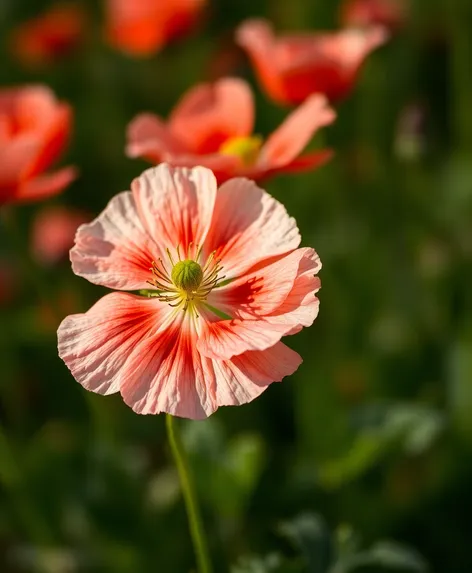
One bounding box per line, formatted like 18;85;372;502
1;0;472;571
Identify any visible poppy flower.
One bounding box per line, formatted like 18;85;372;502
32;206;88;265
10;4;86;68
340;0;406;32
0;85;76;205
236;18;388;105
126;78;335;184
58;164;321;419
105;0;206;56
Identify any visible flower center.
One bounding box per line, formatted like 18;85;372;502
219;135;263;167
171;259;203;292
147;245;226;314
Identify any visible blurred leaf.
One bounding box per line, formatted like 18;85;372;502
331;540;428;573
231;553;302;573
318;404;444;488
183;419;266;522
278;513;331;573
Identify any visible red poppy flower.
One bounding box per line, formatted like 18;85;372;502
10;4;86;68
236;18;388;105
0;86;76;205
105;0;206;56
126;78;335;184
340;0;406;32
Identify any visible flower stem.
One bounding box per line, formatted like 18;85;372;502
165;414;213;573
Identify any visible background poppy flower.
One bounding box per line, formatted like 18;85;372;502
105;0;206;56
58;164;321;419
126;78;335;183
236;18;388;105
0;85;76;205
31;206;88;266
340;0;406;33
9;3;86;68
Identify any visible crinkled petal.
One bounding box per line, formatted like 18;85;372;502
168;78;254;154
131;163;217;253
203;177;300;277
57;292;173;396
120;320;217;420
213;342;302;406
71;190;158;290
199;248;319;359
265;248;321;334
258;94;336;168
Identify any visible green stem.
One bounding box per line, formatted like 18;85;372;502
166;414;213;573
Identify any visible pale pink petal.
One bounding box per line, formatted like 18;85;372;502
168;78;254;153
208;247;314;318
197;318;292;360
265;248;321;334
14;166;77;203
203;177;300;278
213;342;302;406
258;94;336;168
71;190;158;290
120;319;217;420
125;113;186;162
199;248;319;359
58;292;173;396
131;163;217;252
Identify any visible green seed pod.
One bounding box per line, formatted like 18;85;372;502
171;259;203;292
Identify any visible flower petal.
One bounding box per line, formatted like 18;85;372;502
265;248;321;334
203;177;300;277
126;113;186;162
235;19;287;105
168;78;254;154
13;166;77;203
58;292;172;396
213;342;302;406
131;163;217;253
199;248;319;359
258;94;335;168
120;321;217;420
71;190;157;290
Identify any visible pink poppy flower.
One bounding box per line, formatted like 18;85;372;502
32;206;89;265
340;0;406;32
0;85;76;205
9;3;86;68
235;19;388;105
105;0;206;57
58;164;321;419
126;78;335;184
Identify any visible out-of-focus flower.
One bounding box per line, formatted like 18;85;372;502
0;86;76;206
58;164;321;419
32;206;88;266
340;0;406;33
236;19;388;105
126;78;335;184
9;4;86;68
105;0;206;56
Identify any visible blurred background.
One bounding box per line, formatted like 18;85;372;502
1;0;472;571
